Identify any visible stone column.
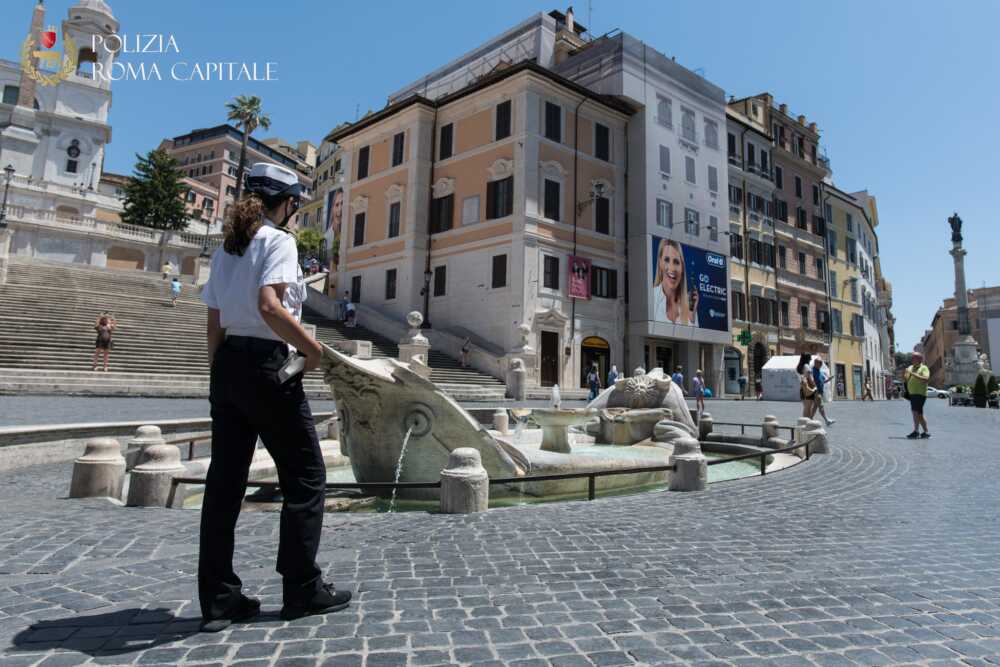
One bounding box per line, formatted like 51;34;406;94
125;425;166;470
669;435;706;492
70;437;126;500
439;448;489;514
0;227;11;285
698;412;713;440
126;441;186;507
762;415;779;443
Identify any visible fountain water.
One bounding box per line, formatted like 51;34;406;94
388;426;414;512
551;384;561;408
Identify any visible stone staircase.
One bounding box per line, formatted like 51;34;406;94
0;259;506;400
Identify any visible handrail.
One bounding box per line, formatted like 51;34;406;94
709;421;796;437
705;439;809;476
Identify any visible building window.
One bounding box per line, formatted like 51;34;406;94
709;215;718;241
812;184;819;206
591;266;618;298
186;190;197;203
353;212;366;247
796;207;807;229
659;145;670;174
351;275;362;304
656;95;672;128
727;132;737;158
747;144;756;168
357;146;369;180
433;265;446;296
850;278;859;303
66;160;78;173
760;150;769;174
543;255;559;290
496;100;512;140
684;208;700;236
462;195;479;225
486;176;513;219
732;291;746;321
681;107;696;142
595;123;610;161
543;179;561;221
385;269;397;300
778;245;787;269
685;156;696;184
829;270;838;298
439;124;453;160
388;202;401;238
780;300;790;326
708;165;718;193
392;132;406;167
730;231;743;259
832;309;843;334
846;213;853;232
794;175;802;198
704;119;719;149
544;102;562;142
815;257;825;282
775;165;783;189
430;194;454;234
800;304;810;329
798;251;807;274
656;199;673;228
3;85;20;105
491;254;507;288
827;229;838;257
594;196;610;235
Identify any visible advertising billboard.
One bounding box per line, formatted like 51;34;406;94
568;255;591;299
649;235;728;332
324;187;343;268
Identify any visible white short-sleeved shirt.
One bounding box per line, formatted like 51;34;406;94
201;219;306;341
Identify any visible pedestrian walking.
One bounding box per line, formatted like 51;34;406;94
344;298;357;328
737;373;748;400
797;354;817;419
198;163;350;633
586;363;602;401
692;369;706;413
169;277;182;307
811;357;836;426
161;261;172;280
460;338;471;368
607;364;619;387
91;313;116;372
904;351;931;439
862;379;875;401
671;366;685;394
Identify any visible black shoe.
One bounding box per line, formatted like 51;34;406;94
280;584;352;621
200;595;260;633
920;432;931;439
906;431;920;439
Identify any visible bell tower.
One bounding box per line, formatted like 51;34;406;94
62;0;120;96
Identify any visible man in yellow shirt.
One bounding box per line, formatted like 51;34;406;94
904;351;931;439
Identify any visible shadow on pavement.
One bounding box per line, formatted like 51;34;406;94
10;607;200;658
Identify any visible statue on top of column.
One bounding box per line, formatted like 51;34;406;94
949;212;963;244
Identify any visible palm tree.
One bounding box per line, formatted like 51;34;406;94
225;95;271;200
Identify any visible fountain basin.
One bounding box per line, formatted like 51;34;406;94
531;408;598;453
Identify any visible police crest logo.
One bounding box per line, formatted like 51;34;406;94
21;26;77;86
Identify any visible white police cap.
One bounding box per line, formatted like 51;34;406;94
246;162;303;199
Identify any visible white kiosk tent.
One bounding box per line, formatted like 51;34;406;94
761;355;832;402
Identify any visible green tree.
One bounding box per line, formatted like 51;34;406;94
988;375;999;395
225;94;271;200
120;149;188;230
973;374;988;408
296;227;325;258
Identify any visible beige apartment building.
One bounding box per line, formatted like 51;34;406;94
921;286;1000;387
327;62;632;389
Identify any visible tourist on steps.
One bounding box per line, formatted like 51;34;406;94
198;162;350;633
92;313;116;372
169;277;182;307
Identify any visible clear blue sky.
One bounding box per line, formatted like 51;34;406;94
4;0;998;352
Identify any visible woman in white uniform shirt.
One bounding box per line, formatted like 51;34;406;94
651;238;698;326
197;163;350;632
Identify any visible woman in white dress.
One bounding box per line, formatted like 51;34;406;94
651;239;698;326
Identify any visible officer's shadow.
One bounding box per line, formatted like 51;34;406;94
10;606;276;658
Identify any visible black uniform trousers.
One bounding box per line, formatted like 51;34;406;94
198;335;326;620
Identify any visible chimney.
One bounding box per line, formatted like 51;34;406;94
808;122;817;133
17;1;47;109
565;6;575;33
797;114;806;126
779;103;788;114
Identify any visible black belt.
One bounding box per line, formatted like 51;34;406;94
224;335;286;352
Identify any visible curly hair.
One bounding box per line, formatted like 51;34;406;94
223;194;266;256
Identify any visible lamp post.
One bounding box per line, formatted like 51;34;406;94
199;215;213;258
0;164;15;229
421;267;432;329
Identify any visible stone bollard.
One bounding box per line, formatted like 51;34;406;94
762;415;779;442
803;419;829;455
668;435;707;492
794;417;811;445
326;415;341;441
506;358;527;401
126;441;186;507
493;409;509;435
70;438;126;500
698;412;713;440
125;425;165;471
439;448;489;514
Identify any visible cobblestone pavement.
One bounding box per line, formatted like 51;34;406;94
2;399;1000;666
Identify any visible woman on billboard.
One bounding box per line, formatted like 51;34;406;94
651;238;698;326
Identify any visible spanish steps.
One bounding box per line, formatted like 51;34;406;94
0;259;506;400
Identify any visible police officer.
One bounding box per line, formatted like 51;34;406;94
198;162;350;632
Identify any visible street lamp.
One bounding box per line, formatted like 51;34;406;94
421;267;433;329
199;214;214;258
0;164;15;230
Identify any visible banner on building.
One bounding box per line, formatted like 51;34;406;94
324;187;343;267
568;255;591;299
649;235;729;332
